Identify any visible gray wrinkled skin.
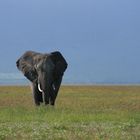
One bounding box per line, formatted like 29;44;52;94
16;51;68;106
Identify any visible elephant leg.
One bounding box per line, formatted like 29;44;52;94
50;76;62;105
31;82;43;106
43;82;50;105
44;89;50;105
49;85;56;106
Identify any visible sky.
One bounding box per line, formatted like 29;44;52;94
0;0;140;84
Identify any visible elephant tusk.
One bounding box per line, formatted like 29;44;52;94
52;84;56;91
38;83;43;92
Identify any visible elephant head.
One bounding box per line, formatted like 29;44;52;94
16;51;68;106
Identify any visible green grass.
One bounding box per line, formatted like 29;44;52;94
0;85;140;140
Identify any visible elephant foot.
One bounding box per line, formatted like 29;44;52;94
35;103;40;106
45;102;49;106
50;102;55;106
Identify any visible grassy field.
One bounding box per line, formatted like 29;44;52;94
0;85;140;140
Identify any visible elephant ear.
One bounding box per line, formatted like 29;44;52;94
50;51;68;78
16;58;37;82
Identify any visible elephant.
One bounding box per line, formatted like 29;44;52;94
16;51;68;106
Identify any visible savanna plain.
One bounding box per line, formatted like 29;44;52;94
0;85;140;140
